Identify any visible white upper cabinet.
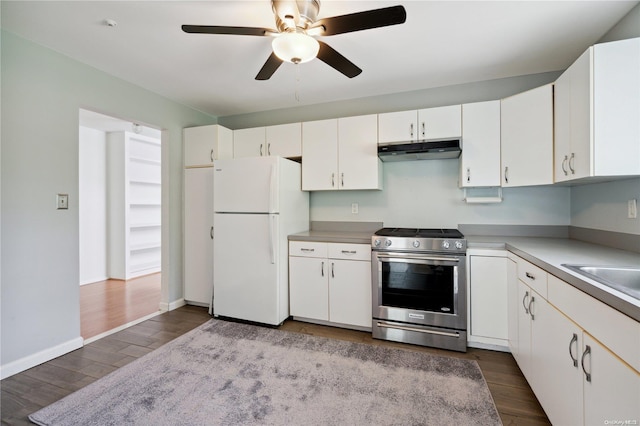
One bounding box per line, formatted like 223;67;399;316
302;115;381;191
233;127;266;158
337;114;382;190
555;37;640;183
418;105;462;140
378;105;461;144
459;101;501;187
265;123;302;158
183;124;233;167
501;83;554;187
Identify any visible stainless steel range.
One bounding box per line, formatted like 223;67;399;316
371;228;467;352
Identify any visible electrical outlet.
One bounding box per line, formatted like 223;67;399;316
628;199;637;219
351;203;359;214
57;193;69;210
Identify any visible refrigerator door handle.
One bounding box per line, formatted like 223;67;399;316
269;215;276;264
269;163;276;213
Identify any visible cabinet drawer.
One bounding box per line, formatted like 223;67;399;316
328;243;371;261
518;258;548;297
548;274;640;373
289;241;327;258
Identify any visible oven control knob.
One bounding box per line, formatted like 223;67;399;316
442;240;450;249
384;239;392;247
374;239;381;247
413;240;420;248
455;241;464;249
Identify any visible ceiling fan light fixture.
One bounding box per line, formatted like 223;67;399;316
272;32;319;64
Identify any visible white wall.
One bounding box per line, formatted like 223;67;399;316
1;31;217;377
311;160;570;228
79;126;108;285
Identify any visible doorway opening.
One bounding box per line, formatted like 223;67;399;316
79;109;162;341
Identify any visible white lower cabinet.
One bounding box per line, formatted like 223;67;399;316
289;241;371;329
508;255;640;425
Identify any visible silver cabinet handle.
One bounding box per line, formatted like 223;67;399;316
569;152;575;174
522;290;530;315
466;167;471;183
562;155;568;176
321;261;324;277
421;122;426;138
210;226;214;239
331;262;335;278
210;149;215;162
341;250;357;254
569;333;578;368
260;143;263;156
341;172;344;187
331;173;335;187
581;345;591;382
528;295;535;320
410;123;414;139
300;248;315;252
504;166;509;184
525;272;535;280
268;143;271;156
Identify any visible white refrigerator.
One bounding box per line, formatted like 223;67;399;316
212;156;309;325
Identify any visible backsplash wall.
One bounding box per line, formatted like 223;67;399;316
310;160;570;229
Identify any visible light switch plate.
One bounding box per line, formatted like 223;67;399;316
628;199;637;219
351;203;359;214
57;193;69;210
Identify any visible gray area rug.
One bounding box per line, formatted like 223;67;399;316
30;319;502;425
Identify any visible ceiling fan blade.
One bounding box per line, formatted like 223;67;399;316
255;52;284;80
181;25;274;36
316;41;362;78
310;5;406;36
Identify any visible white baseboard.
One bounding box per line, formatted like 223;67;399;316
159;298;185;312
0;336;84;380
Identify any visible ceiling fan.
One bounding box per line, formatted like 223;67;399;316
182;0;406;80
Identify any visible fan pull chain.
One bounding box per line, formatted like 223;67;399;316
295;64;301;102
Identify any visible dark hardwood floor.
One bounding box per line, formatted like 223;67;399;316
1;306;549;425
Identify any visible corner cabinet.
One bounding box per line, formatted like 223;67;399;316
555;37;640;183
500;83;554;187
183;124;232;306
459;101;501;187
301;115;382;191
107;131;162;280
289;241;372;329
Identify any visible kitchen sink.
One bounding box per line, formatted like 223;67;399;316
562;264;640;300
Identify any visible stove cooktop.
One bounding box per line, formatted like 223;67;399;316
374;228;464;239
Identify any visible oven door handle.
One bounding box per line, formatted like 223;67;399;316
375;254;460;263
376;322;461;338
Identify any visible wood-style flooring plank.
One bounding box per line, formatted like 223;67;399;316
1;307;549;425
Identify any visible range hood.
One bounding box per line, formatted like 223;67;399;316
378;139;461;162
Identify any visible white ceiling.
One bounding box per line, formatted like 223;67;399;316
2;1;637;118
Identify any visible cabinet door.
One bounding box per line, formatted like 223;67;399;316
582;333;640;425
184;125;215;167
266;123;301;158
530;295;583;426
567;49;592;181
329;259;372;328
501;84;554;187
302;119;338;191
507;258;519;356
469;255;508;341
378;110;417;143
516;281;533;380
233;127;266;158
289;256;329;321
553;67;573;182
418;105;462;140
460;101;501;187
338;114;381;190
184;168;214;305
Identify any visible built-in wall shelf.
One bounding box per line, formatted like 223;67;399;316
107;131;162;280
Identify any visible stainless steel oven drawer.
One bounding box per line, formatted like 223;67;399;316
372;320;467;352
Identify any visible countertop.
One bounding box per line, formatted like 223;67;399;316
467;236;640;322
288;230;374;245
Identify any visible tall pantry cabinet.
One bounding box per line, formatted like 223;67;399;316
183;124;233;306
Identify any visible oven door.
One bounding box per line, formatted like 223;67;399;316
372;251;466;330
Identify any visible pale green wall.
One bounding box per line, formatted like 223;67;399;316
1;30;216;371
